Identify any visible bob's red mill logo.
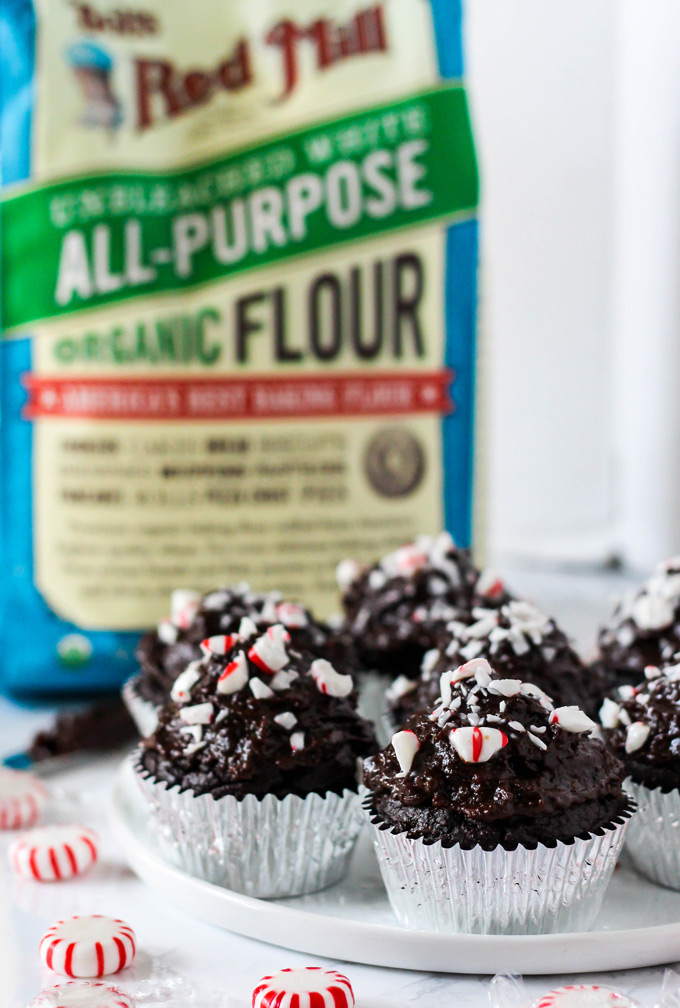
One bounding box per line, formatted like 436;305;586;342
133;4;387;129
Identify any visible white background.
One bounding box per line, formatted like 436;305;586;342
466;0;680;572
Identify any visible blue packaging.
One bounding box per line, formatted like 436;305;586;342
0;0;478;693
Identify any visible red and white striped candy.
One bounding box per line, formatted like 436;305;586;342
449;726;508;763
253;967;355;1008
29;980;133;1007
0;768;47;830
217;650;249;695
40;916;136;978
10;824;98;882
248;624;290;674
275;602;308;629
534;986;637;1008
200;634;236;657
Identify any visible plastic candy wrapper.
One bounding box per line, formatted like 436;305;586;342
489;972;680;1008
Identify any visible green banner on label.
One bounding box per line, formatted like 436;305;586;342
1;84;477;331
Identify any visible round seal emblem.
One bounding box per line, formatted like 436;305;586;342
363;428;425;498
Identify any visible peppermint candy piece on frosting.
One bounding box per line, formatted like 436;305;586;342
438;658;493;707
10;825;98;882
599;697;622;729
391;730;420;776
179;702;213;725
274;711;297;730
239;616;258;637
310;658;353;697
625;721;651;754
40;916;136;977
276;602;308;628
156;619;178;645
450;726;508;763
534;985;638;1008
200;634;236;657
28;980;133;1008
217;651;249;695
549;706;596;733
253;967;355;1008
336;558;362;592
250;677;274;699
476;569;505;599
170;662;202;703
486;678;523;698
170;588;200;629
0;768;48;831
248;624;290;674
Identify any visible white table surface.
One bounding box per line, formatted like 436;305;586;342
1;565;677;1008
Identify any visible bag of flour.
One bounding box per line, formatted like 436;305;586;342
0;0;478;692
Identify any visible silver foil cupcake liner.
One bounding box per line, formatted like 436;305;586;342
122;675;161;738
624;778;680;890
365;796;635;934
134;758;365;898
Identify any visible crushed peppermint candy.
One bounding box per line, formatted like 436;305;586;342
310;658;353;697
391;730;421;776
170;662;202;703
625;721;650;754
276;602;308;628
274;711;298;730
599;698;621;729
549;706;596;734
171;588;201;629
249;678;274;700
476;569;505;599
217;651;249;695
385;675;417;703
239;616;258;638
270;668;299;691
290;731;305;751
336;557;362;592
421;648;440;677
486;678;522;698
202;589;232;610
248;624;290;674
179;703;213;725
157;619;178;644
200;634;235;657
450;725;508;763
612;560;680;632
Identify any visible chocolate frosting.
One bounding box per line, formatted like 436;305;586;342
135;584;347;706
595;558;680;690
390;601;609;723
364;659;626;850
601;665;680;791
140;626;376;800
339;533;510;678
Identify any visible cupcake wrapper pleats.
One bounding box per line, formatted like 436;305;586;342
134;757;364;898
624;778;680;890
365;796;635;934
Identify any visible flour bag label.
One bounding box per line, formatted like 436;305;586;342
0;0;478;692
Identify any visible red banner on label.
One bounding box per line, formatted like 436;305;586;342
23;370;454;422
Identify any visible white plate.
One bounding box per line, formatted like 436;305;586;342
111;760;680;975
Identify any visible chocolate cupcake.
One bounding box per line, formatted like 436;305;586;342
601;662;680;889
594;558;680;691
388;600;609;726
364;656;632;934
338;532;510;680
125;583;346;735
135;619;376;897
